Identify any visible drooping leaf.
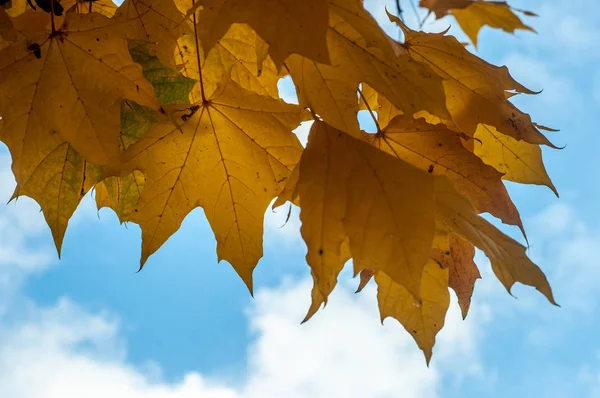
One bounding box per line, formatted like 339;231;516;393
474;124;557;195
356;268;374;293
176;23;281;100
0;12;160;171
129;40;196;105
419;0;471;18
193;0;330;69
95;171;145;223
284;121;436;301
432;234;480;318
286;8;450;138
376;260;450;364
364;115;523;230
114;0;189;67
63;0;118;17
451;1;535;47
435;177;556;305
391;13;554;148
121;81;305;292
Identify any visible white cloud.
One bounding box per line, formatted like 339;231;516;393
0;276;485;398
501;53;578;111
0;153;55;314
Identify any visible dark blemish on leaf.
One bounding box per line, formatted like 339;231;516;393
428;164;434;173
412;330;417;334
28;43;41;59
181;105;200;121
319;248;324;255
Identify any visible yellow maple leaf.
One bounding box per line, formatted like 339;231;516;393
364;115;523;231
95;171;146;224
176;23;281;100
115;0;189;67
286;7;450;138
376;260;450;364
281;121;436;301
0;12;160;170
431;233;480;318
451;1;535;47
474;124;557;194
63;0;118;17
391;14;554;150
121;80;305;292
435;177;556;304
419;0;472;18
0;6;16;42
193;0;330;69
419;0;535;47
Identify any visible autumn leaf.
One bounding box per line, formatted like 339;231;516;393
283;121;436;301
95;170;146;223
474;124;557;195
419;0;471;18
176;23;281;100
286;7;450;138
364;115;523;230
435;177;556;305
451;1;535;47
432;234;480;318
114;0;189;67
63;0;118;17
0;12;160;170
376;260;450;364
391;14;554;149
121;80;305;292
129;40;196;105
193;0;330;69
356;268;374;293
419;0;536;47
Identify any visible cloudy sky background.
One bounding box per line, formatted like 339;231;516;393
0;0;599;396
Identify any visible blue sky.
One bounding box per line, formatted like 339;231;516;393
0;0;599;396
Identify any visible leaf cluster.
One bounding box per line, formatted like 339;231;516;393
0;0;557;361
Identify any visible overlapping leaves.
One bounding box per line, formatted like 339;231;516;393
0;0;557;361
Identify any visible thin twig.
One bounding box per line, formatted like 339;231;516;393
395;0;404;22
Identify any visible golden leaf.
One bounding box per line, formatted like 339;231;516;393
432;234;480;318
391;14;554;148
452;1;535;47
356;268;374;293
289;121;436;301
115;0;189;67
63;0;118;17
176;23;280;100
365;115;523;230
376;260;450;364
435;177;556;305
121;81;305;291
419;0;471;18
0;12;160;171
286;8;450;137
95;171;146;223
474;124;557;195
193;0;329;69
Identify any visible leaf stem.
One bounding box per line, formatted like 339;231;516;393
50;0;56;34
358;87;381;134
191;0;207;103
